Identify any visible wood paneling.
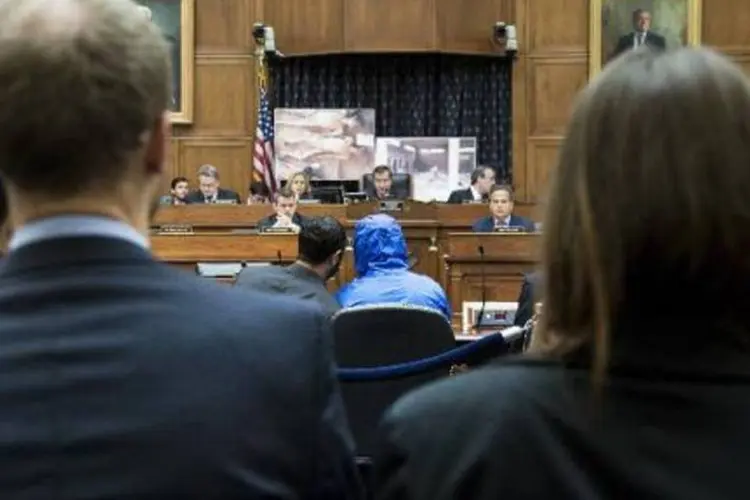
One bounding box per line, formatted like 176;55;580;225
261;0;344;55
195;0;255;54
344;0;437;52
512;0;587;203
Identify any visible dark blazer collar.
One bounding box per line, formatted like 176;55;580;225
1;236;153;277
287;262;324;284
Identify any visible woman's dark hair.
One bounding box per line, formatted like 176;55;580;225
533;48;750;386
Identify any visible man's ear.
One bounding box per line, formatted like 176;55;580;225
143;112;170;176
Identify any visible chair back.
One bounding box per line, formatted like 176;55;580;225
361;173;411;199
332;304;454;456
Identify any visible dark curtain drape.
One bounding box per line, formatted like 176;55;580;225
269;54;513;180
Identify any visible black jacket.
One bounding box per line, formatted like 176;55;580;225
375;321;750;500
0;236;362;498
185;188;241;204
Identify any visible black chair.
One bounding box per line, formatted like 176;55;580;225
361;173;412;199
332;304;454;458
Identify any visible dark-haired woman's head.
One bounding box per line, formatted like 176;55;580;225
534;48;750;378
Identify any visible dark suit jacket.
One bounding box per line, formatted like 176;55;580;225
374;326;750;500
256;212;307;231
613;31;666;58
513;271;539;327
472;214;536;233
0;236;362;499
185;188;241;204
446;187;482;204
235;262;340;318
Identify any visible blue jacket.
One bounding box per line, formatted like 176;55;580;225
336;214;451;321
472;214;536;233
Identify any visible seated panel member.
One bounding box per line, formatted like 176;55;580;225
235;216;346;318
336;214;451;321
446;165;495;203
257;186;306;233
185;164;241;204
159;176;190;205
472;184;535;232
247;181;271;205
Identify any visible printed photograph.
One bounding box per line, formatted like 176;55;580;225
274;109;376;181
375;137;477;202
590;0;701;75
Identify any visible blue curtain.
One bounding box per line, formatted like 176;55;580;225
269;54;514;181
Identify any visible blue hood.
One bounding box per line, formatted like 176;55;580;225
353;214;409;276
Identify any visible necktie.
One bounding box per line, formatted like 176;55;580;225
638;33;645;46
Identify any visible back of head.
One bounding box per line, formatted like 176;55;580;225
0;0;170;199
536;48;750;371
298;216;346;265
353;214;408;276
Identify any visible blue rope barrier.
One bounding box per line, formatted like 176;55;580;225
337;332;508;382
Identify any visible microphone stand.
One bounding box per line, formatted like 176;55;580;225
473;245;487;333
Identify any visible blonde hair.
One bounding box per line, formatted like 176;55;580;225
532;48;750;386
0;0;170;196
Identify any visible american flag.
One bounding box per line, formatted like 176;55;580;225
252;62;277;194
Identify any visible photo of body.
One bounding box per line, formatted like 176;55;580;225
274;109;376;181
375;137;477;202
137;0;195;123
590;0;701;76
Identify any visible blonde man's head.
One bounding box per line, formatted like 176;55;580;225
0;0;171;201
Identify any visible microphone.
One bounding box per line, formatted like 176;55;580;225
276;249;282;265
473;244;487;332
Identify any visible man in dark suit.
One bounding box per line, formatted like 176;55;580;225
185;164;241;204
472;184;536;232
446;165;496;203
257;185;307;232
613;9;666;59
236;216;346;318
0;1;362;497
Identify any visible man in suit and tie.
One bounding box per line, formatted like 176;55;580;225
365;165;405;200
185;164;241;204
0;1;362;497
472;184;536;232
613;9;666;59
256;185;308;232
446;165;496;203
236;216;346;318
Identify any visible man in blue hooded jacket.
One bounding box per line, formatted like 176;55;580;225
336;214;451;321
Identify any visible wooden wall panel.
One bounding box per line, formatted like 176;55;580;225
186;58;254;138
344;0;437;52
170;0;258;197
195;0;255;55
436;0;513;53
262;0;344;55
512;0;587;203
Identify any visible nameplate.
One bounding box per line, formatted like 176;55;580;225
494;226;524;233
298;199;321;205
461;200;485;205
157;224;194;234
260;226;295;234
214;199;238;205
379;200;404;212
